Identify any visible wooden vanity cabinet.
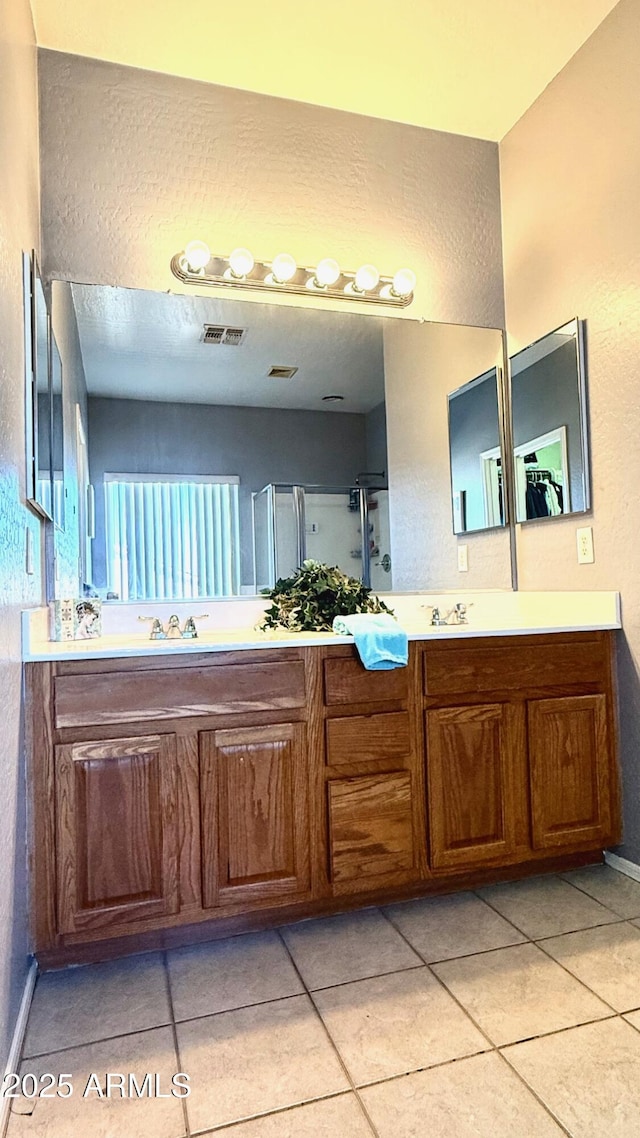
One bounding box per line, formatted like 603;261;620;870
199;722;310;908
421;632;619;874
55;733;179;934
322;651;427;895
25;631;620;967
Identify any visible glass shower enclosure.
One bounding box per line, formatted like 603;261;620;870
253;484;392;592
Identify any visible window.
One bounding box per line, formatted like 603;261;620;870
104;474;240;600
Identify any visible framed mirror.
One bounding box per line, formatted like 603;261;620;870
510;318;589;523
447;365;505;534
50;279;513;601
24;252;53;519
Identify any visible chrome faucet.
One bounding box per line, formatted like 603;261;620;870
423;602;472;627
138;614;209;640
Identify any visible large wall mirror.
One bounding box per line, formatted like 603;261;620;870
447;366;505;534
50;280;513;601
510;318;589;523
25;253;53;520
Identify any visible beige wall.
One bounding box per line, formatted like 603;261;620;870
385;321;511;590
0;0;41;1063
500;0;640;860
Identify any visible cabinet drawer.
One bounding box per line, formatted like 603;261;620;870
324;657;407;706
54;661;306;727
424;636;607;697
328;772;414;883
326;712;410;767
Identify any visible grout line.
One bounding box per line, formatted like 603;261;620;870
275;928;381;1138
532;935;624;1016
21;1016;176;1062
380;907;502;1052
307;962;426;994
493;1049;574;1137
171;986;308;1025
187;1090;359;1136
557;869;640;921
533;915;629;943
471;873;625;943
163;950;191;1138
379;903;604;1136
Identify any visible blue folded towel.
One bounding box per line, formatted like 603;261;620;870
332;613;408;671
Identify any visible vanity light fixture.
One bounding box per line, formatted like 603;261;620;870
171;243;415;307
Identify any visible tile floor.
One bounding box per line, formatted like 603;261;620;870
10;864;640;1136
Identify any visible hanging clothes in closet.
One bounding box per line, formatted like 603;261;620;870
525;470;565;520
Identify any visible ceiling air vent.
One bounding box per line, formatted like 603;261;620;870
202;324;246;346
267;365;299;380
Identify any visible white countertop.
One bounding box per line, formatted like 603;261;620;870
22;591;621;661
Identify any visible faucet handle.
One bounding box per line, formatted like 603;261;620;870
182;614;209;639
422;604;444;626
454;602;473;624
138;615;166;639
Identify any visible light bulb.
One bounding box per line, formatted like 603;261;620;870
354;264;380;292
228;247;255;278
184;240;211;271
271;253;297;283
314;258;341;288
392;268;416;297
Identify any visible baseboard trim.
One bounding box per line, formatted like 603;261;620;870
1;960;37;1138
604;851;640;883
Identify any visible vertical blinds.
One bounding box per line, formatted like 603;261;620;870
104;476;240;600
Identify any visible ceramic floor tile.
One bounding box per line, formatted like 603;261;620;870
313;965;487;1085
208;1094;375;1137
432;941;610;1046
7;1027;185;1138
541;921;640;1012
384;891;526;962
23;953;171;1058
623;1009;640;1032
176;994;349;1132
360;1051;566;1137
478;874;619;939
561;864;640;918
280;909;420;989
167;930;304;1020
504;1017;640;1138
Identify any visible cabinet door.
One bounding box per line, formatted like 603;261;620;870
56;735;179;934
426;703;521;870
200;723;310;908
328;772;415;892
529;694;612;849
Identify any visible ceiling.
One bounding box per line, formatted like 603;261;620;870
30;0;619;140
68;283;386;413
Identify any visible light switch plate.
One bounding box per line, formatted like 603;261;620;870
458;544;468;572
577;526;595;564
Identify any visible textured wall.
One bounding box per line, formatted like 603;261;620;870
36;49;506;328
500;0;640;860
0;0;41;1065
384;321;511;590
87;398;368;589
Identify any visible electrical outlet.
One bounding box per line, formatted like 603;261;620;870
458;544;468;572
577;526;595;564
